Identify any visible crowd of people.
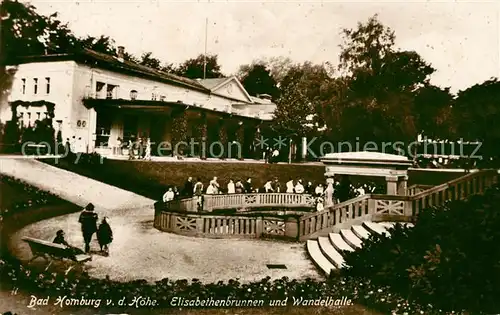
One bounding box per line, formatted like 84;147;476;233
161;176;385;212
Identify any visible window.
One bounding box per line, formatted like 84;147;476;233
95;111;113;147
96;82;105;99
106;84;117;99
151;93;157;101
45;77;50;94
36;112;41;120
21;78;26;94
33;78;38;94
130;90;138;100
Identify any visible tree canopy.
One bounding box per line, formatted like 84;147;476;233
175;54;224;79
240;63;280;100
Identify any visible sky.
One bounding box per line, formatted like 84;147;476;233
25;0;500;93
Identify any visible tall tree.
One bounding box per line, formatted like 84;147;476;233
240;63;280;99
413;84;454;140
324;15;435;146
176;54;223;79
453;78;500;159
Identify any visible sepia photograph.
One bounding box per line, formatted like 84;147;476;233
0;0;499;314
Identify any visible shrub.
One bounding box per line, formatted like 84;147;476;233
342;184;500;313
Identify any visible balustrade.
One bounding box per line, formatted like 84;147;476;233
153;211;298;239
155;170;498;241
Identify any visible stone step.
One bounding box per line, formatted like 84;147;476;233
306;240;336;275
340;229;363;249
351;225;370;240
362;221;390;236
318;236;345;268
329;233;355;253
379;222;415;230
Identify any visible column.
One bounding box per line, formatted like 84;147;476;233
386;176;398;195
397;175;408;196
301;137;307;161
217;118;228;159
199;112;208;159
254;125;262;160
235;121;244;160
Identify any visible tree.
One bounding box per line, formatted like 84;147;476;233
276;62;333;135
240;63;279;99
176;54;223;79
139;52;162;70
1;0;79;60
323;15;436;146
453;78;500;160
413;84;454;140
237;56;294;86
78;35;116;55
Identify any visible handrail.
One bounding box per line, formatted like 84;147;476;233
164;193;317;213
156;169;498;241
411;170;495;199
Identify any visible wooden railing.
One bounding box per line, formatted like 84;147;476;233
407;184;434;196
409;169;498;216
155;170;498;241
164;193;316;213
154;211;299;240
203;193;316;212
296;169;498;240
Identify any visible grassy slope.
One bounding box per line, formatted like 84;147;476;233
42;158;465;200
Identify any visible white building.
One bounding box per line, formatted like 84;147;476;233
3;47;276;157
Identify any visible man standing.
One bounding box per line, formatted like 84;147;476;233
182;177;194;197
244;178;253;193
78;203;98;253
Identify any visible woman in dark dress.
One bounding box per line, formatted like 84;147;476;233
97;217;113;255
53;230;85;255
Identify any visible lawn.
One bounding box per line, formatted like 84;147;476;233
42;157;465;200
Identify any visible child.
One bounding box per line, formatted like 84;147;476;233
97;217;113;255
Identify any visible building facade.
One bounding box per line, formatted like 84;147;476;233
3;48;276;158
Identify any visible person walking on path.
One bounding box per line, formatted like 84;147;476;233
78;203;98;253
97;217;113;255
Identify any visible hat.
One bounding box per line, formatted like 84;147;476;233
85;203;95;211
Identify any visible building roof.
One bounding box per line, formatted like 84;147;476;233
8;48;210;93
9;48;275;106
198;78;229;90
322;151;411;162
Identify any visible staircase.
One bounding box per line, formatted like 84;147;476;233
306;169;499;275
306;221;413;275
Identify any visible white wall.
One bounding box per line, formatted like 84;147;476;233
6;61;76;144
5;59;275;153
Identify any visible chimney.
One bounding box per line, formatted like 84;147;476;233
117;46;125;59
